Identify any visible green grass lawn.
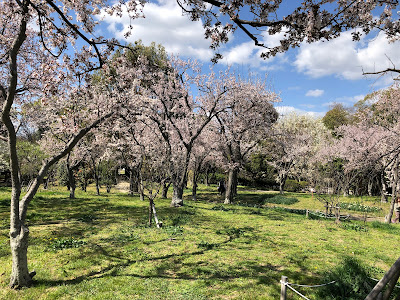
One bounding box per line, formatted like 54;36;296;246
0;184;398;299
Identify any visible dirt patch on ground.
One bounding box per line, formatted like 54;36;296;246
115;181;130;193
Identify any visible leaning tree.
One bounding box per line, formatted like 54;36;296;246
0;0;142;288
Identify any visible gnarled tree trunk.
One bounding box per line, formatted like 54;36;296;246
128;167;139;196
192;168;199;201
171;183;184;207
278;173;288;195
161;180;170;199
10;225;32;288
192;182;198;201
205;167;210;186
67;168;76;199
224;168;238;204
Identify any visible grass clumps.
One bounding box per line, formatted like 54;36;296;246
197;241;218;250
163;225;184;236
211;205;231;211
75;213;97;223
49;237;87;251
341;222;369;232
369;221;400;234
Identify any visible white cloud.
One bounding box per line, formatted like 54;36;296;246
100;0;213;60
322;94;365;107
294;31;400;81
261;27;289;49
220;29;289;70
306;89;324;97
334;94;365;104
275;105;325;118
222;41;257;65
221;42;288;70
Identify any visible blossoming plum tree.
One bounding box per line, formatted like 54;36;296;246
265;113;329;194
210;76;279;203
330;86;400;223
0;0;142;288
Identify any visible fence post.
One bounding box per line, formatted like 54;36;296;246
306;209;309;218
281;275;288;300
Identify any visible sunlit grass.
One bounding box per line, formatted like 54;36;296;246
0;184;397;299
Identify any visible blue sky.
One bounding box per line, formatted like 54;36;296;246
97;0;400;117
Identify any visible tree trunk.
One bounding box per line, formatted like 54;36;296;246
138;173;145;201
192;169;198;201
342;178;350;197
386;199;395;224
139;186;144;201
225;168;238;204
135;169;141;195
171;183;184;207
83;178;87;192
128;168;139;196
368;177;373;197
386;162;399;224
9;225;32;288
69;181;76;199
279;173;287;195
90;156;100;196
161;181;170;199
43;178;48;190
381;171;388;203
192;182;197;201
94;169;100;196
148;198;153;226
365;256;400;300
382;266;400;300
95;177;100;195
67;167;76;199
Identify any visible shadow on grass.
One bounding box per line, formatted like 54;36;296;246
33;234;313;299
1;186;310;298
192;191;298;207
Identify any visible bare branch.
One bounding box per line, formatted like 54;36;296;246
44;0;104;68
363;68;400;76
19;110;115;222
